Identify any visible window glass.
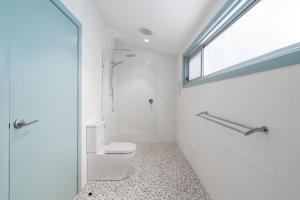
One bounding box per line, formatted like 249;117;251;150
203;0;300;76
188;51;201;80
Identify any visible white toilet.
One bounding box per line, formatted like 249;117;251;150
86;121;136;181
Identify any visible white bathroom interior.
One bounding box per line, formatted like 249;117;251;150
1;0;300;200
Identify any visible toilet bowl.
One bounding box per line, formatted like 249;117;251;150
88;142;136;180
86;122;136;181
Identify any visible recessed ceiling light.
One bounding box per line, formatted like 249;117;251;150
144;38;149;43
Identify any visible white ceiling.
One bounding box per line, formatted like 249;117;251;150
95;0;218;55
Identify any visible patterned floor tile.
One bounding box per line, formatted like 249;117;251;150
75;143;211;200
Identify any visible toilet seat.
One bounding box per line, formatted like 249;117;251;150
104;142;136;154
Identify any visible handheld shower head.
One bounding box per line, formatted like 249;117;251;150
111;61;124;68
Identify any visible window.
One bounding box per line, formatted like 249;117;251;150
188;51;202;80
183;0;300;87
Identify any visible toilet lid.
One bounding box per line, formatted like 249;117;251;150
104;142;136;154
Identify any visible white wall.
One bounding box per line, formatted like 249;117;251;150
108;43;177;143
177;1;300;200
61;0;114;187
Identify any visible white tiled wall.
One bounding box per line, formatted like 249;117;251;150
108;43;177;143
61;0;114;187
177;1;300;199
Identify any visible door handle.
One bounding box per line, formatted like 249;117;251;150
14;119;39;129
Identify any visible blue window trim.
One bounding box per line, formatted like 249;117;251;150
182;0;300;88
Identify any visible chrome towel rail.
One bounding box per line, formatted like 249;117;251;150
196;111;268;136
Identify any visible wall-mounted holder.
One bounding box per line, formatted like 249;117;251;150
196;111;268;136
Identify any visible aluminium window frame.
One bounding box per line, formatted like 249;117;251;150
182;0;300;88
185;45;203;81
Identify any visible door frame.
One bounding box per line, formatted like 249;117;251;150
0;1;10;199
50;0;83;192
1;1;83;199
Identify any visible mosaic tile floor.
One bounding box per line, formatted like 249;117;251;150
75;143;211;200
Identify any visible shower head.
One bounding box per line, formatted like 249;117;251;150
111;61;124;68
113;48;136;57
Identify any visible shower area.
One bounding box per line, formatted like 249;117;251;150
101;44;177;143
102;47;157;143
109;48;137;113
